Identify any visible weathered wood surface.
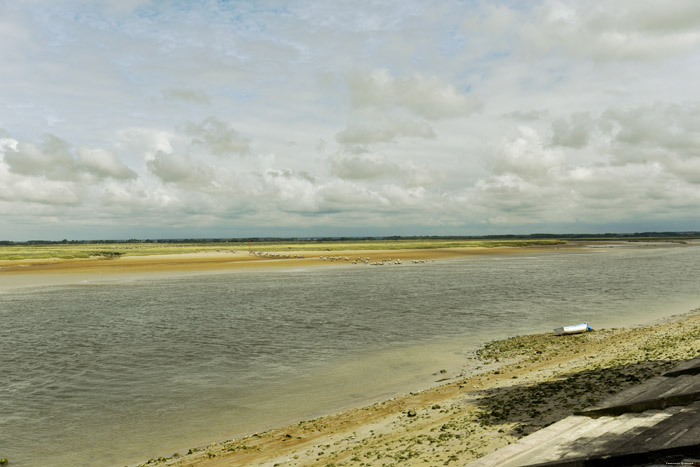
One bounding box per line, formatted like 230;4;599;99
469;356;700;467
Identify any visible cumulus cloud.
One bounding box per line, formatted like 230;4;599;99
4;135;75;180
330;153;397;180
330;153;442;187
182;116;250;157
544;103;700;185
2;134;136;182
76;147;137;180
260;168;319;213
489;127;564;181
346;69;483;120
600;103;700;183
116;128;174;158
551;112;595;148
521;0;700;61
336;118;435;145
146;151;216;187
0;166;80;206
468;115;700;228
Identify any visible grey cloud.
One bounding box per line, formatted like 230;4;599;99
551;112;595;148
602;104;700;153
331;153;397;180
538;104;700;185
76;146;137;180
4;135;75;180
336;118;435;145
0;174;80;206
522;1;700;61
330;153;443;187
346;69;482;120
472;120;700;227
3;134;136;182
183;116;250;157
147;151;215;186
598;104;700;183
318;180;386;210
591;1;700;35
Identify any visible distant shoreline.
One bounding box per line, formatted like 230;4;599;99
0;243;577;288
2;240;695;291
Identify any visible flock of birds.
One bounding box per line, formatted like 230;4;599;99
250;251;306;259
321;255;433;265
249;251;434;266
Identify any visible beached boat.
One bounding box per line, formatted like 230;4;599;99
553;322;592;335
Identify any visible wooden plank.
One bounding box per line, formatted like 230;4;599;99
664;355;700;377
580;375;700;416
468;412;674;467
471;358;700;467
467;416;592;467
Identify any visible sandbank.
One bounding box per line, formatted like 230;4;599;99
0;243;581;290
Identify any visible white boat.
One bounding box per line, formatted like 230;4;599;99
553;322;592;335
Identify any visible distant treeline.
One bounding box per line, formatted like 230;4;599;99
1;231;698;245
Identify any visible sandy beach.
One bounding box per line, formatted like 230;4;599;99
132;307;700;467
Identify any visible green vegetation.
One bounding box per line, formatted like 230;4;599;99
0;243;235;261
0;238;567;261
244;238;566;252
0;231;697;261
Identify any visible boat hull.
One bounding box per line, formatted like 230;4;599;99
554;322;590;335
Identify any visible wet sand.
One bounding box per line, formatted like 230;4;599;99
138;308;700;467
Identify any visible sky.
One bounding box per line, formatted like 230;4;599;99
2;0;700;240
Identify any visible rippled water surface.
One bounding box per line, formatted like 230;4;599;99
1;246;699;466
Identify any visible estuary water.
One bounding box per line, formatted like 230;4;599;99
1;245;699;466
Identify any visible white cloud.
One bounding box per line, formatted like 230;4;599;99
0;167;80;206
489;127;565;181
115;128;174;159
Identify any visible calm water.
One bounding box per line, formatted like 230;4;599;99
1;246;699;466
